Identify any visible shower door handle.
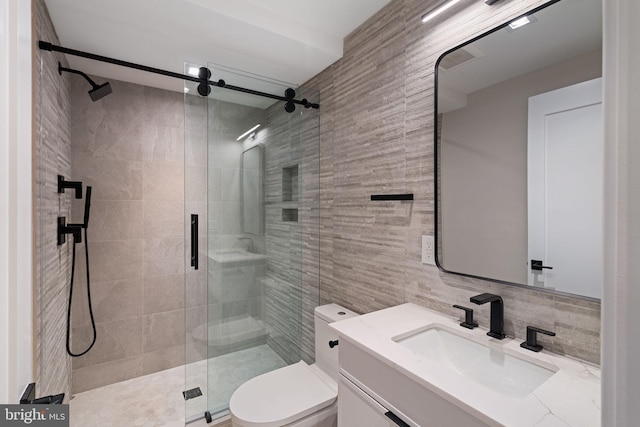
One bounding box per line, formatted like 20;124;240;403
191;214;198;270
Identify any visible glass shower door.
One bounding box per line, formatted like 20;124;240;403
184;70;209;423
185;63;319;424
206;65;300;420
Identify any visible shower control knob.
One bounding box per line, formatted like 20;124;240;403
328;340;339;348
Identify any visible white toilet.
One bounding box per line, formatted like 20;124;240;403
229;304;358;427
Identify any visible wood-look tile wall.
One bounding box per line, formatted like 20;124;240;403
262;91;320;365
305;0;601;364
34;0;73;402
299;92;322;364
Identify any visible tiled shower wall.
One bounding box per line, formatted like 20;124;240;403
261;96;320;365
69;78;186;393
34;0;73;401
298;94;321;365
307;0;601;364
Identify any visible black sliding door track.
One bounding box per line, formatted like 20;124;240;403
38;41;319;110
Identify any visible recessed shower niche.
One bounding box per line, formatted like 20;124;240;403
282;208;299;222
282;164;299;202
282;164;299;222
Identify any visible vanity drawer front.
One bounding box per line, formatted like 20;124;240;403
339;340;491;427
339;375;401;427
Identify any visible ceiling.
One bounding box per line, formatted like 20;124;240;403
43;0;393;101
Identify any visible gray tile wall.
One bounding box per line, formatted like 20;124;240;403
69;78;187;392
34;0;73;401
300;92;322;365
262;95;320;365
263;103;303;363
305;0;601;364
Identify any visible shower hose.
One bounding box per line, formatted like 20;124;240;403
66;227;97;357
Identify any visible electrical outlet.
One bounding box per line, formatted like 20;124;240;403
422;235;435;265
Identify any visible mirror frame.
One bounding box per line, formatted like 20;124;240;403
433;0;600;302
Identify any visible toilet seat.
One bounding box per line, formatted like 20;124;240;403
229;361;337;427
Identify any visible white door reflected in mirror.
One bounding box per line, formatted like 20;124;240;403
527;78;603;299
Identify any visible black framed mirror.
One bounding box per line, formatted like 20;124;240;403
434;0;602;300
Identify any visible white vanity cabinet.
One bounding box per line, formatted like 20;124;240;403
337;339;488;427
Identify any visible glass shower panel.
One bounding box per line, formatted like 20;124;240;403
184;62;319;424
184;70;209;423
204;64;317;421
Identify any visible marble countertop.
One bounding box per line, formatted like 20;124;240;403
330;303;601;427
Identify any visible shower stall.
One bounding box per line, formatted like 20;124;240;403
35;33;319;424
183;64;320;423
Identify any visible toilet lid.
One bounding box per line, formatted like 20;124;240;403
230;361;337;427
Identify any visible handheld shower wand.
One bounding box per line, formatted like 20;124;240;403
64;185;97;357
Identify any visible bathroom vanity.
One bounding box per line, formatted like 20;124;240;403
331;303;600;427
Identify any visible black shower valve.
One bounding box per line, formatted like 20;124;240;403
57;216;82;245
58;175;83;199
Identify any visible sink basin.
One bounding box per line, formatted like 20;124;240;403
393;325;557;398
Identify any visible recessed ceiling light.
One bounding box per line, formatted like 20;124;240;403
421;0;460;23
509;16;531;30
184;87;189;93
236;124;261;141
187;66;200;77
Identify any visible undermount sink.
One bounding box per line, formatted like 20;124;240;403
393;325;557;398
331;303;600;426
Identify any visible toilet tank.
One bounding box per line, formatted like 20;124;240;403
314;304;358;381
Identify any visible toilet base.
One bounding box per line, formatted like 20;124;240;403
231;400;336;427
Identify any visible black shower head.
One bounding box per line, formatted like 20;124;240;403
58;61;112;102
89;82;112;101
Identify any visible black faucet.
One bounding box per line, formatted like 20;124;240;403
470;293;506;339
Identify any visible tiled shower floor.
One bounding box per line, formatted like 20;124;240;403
70;345;286;427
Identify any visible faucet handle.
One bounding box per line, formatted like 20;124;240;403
520;326;556;352
453;305;478;329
